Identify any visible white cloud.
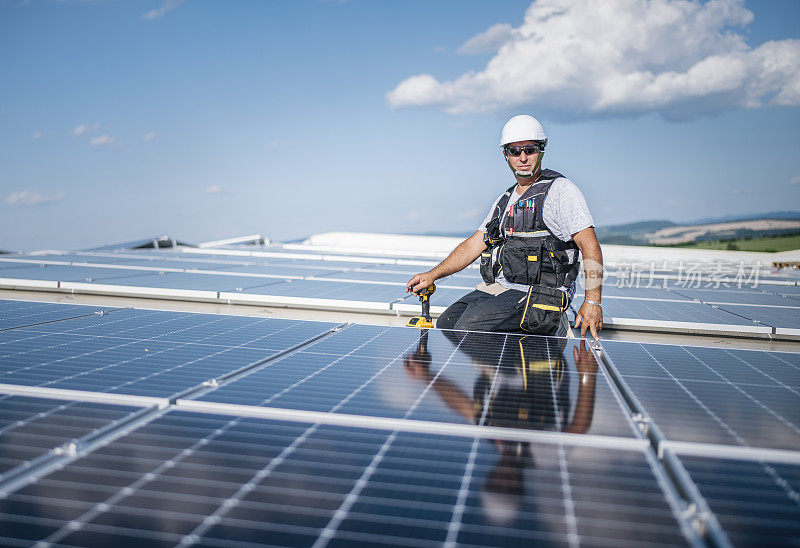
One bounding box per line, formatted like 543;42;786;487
143;131;157;141
387;0;800;120
5;191;65;206
31;131;43;139
406;209;426;221
457;207;484;220
456;23;513;54
89;135;115;146
790;175;800;185
72;122;100;136
203;185;225;195
142;0;185;20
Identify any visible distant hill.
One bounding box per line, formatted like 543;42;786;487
596;212;800;245
595;220;675;245
397;212;800;247
690;211;800;224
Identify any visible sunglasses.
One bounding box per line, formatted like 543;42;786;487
504;144;542;156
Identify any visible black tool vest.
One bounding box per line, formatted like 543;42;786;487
480;170;581;290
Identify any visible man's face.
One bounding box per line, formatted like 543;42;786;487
503;140;541;176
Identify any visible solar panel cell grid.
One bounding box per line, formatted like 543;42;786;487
0;395;142;480
199;327;637;439
576;282;691;301
598;299;760;326
670;286;800;306
66;272;285;292
602;341;800;451
712;303;800;330
681;457;800;547
0;300;112;331
316;268;479;288
0;412;687;547
0;309;337;398
1;298;798;546
0;265;163;283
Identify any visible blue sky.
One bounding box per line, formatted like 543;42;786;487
1;0;799;251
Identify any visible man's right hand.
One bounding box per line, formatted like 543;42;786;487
407;272;435;294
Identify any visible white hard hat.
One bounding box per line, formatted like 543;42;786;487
500;115;547;148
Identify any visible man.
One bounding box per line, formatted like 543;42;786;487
406;115;603;339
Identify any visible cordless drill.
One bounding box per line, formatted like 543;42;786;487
406;284;436;328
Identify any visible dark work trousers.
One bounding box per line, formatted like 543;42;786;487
436;289;569;336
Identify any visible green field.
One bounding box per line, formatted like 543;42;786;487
669;234;800;252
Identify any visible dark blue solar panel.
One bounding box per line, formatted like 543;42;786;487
577;282;691;301
0;395;142;481
0;265;159;283
597;299;761;326
0;300;114;331
237;279;466;307
0;411;687;547
0;309;338;398
773;285;800;300
602;341;800;451
317;268;479;287
198;326;636;439
670;286;800;306
681;456;800;547
67;271;286;292
217;264;352;278
712;303;800;331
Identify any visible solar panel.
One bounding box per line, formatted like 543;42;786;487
680;456;800;546
195;326;637;439
773;285;800;299
62;271;288;292
576;283;692;301
0;307;338;399
595;299;763;326
231;280;466;308
601;341;800;451
0;298;796;545
0;395;143;481
0;411;689;547
316;268;480;287
711;303;800;335
0;299;115;331
0;265;160;283
670;286;800;307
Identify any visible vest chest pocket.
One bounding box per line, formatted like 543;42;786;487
499;239;542;285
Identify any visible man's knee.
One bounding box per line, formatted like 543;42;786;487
452;315;488;332
435;307;460;330
435;291;485;330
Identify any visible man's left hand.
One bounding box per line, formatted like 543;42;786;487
575;301;603;340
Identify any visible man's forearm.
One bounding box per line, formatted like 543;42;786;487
582;244;603;302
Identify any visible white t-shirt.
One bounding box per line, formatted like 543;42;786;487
478;177;594;291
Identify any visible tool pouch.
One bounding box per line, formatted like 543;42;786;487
480;218;505;284
520;284;566;335
500;240;542;285
479;250;495;283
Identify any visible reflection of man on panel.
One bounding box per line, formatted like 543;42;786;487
403;332;599;524
407;115;603;339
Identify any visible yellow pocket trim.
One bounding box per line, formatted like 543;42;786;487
532;303;563;312
527;255;538;261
